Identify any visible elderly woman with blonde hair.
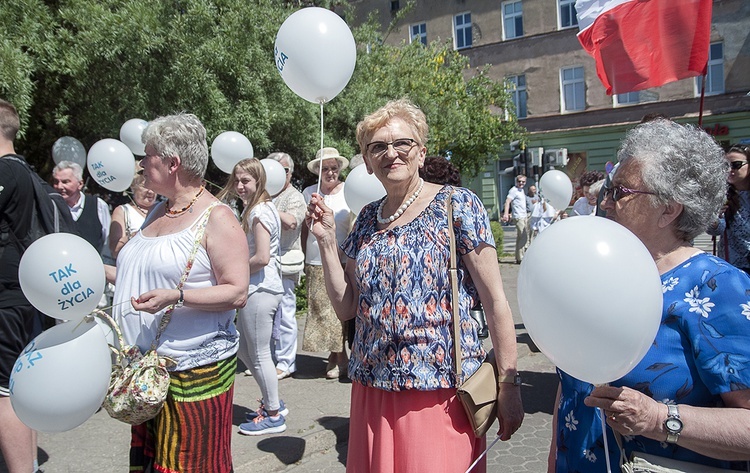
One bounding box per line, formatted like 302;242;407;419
306;98;523;472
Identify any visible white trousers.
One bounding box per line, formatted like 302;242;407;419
273;275;299;373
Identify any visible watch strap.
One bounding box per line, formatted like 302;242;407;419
665;404;682;444
498;373;522;386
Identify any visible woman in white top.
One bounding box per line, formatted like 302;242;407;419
110;113;249;473
301;147;352;379
218;158;287;436
108;168;158;259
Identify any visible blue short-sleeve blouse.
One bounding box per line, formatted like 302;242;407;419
554;253;750;472
341;186;494;391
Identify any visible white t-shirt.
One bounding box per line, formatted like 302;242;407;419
571;197;596;216
530;201;557;233
246;201;283;295
506;186;528;219
303;184;351;265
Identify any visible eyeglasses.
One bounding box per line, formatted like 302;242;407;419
283;167;291;174
729;161;748;170
604;184;656;202
366;138;418;157
320;166;339;174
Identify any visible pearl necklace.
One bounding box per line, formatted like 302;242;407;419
165;186;204;217
377;179;424;225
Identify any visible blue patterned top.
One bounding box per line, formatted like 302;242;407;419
707;190;750;271
554;252;750;472
341;186;492;391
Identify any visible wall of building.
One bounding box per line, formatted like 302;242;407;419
347;0;750;217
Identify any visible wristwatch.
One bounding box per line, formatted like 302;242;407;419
175;289;184;308
664;404;683;444
498;373;522;386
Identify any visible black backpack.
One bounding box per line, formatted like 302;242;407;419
0;154;79;259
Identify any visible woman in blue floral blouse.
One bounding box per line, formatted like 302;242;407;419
549;119;750;472
306;99;524;472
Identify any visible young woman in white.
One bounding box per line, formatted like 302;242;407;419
219;158;288;435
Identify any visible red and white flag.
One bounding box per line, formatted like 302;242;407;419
575;0;712;95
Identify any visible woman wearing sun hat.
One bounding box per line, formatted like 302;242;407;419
301;147;352;379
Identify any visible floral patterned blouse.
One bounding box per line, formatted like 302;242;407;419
554;252;750;472
341;186;492;391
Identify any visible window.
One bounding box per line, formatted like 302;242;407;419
561;66;585;112
503;1;523;40
454;12;472;50
696;42;724;96
559;0;578;28
508;75;527;119
410;22;427;45
615;91;640;106
390;1;400;12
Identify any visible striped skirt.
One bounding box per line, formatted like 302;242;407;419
130;356;236;473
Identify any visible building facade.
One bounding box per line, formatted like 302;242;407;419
346;0;750;216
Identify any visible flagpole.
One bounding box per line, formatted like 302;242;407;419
698;68;707;128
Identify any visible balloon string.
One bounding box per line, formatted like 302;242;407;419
310;101;325;232
203;178;224;192
599;407;613;473
317;101;324;196
464;435;501;473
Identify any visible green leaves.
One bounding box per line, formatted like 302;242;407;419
1;0;524;183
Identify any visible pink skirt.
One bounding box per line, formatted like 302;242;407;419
346;382;487;473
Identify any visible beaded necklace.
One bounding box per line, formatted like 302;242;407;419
165;186;205;217
377;179;424;225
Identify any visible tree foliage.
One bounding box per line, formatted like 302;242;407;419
0;0;524;188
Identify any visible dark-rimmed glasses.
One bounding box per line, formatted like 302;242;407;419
604;184;655;202
283;167;291;174
729;161;748;171
366;138;418;157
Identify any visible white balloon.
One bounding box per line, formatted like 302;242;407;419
260;159;286;196
119;118;148;156
211;131;253;174
52;137;87;168
539;170;573;211
19;233;106;321
87;138;136;192
274;7;357;104
517;217;662;385
10;319;111;432
344;164;386;215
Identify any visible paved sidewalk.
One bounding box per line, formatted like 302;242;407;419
0;255;558;473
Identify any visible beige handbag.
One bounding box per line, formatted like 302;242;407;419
446;191;498;438
621;452;729;473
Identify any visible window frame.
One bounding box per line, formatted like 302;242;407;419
502;0;524;40
410;22;427;45
560;65;586;113
558;0;579;29
614;91;640;107
507;74;528;119
454;11;473;50
695;41;724;96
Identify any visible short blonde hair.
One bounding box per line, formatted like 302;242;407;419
355;98;428;155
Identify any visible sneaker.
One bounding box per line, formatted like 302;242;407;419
245;399;289;421
238;414;287;436
244;369;253;376
276;368;292;380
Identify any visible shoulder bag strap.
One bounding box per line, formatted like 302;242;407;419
446;189;463;381
151;201;220;349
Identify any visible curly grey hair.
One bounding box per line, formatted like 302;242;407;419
142;113;208;180
617;119;726;241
